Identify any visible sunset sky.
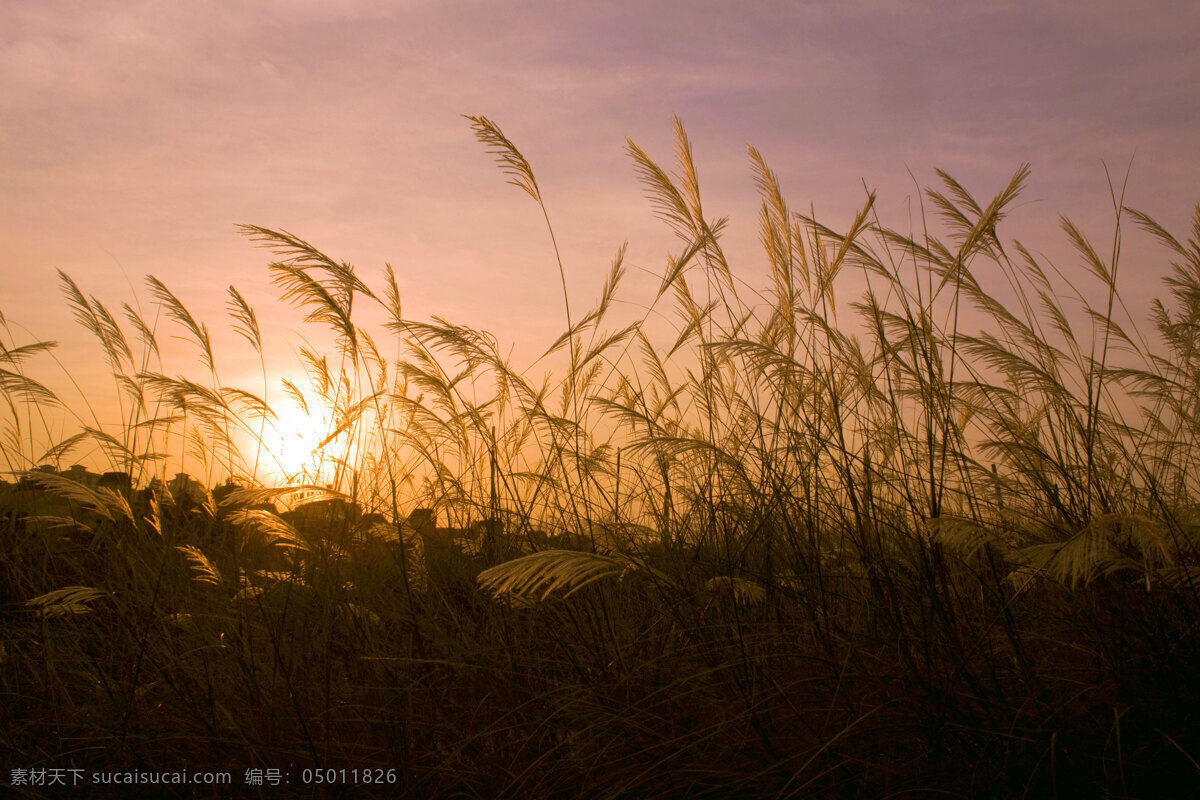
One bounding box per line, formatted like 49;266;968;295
3;0;1199;473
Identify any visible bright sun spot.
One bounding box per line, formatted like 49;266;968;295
263;401;330;485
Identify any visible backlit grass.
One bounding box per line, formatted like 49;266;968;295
2;116;1199;798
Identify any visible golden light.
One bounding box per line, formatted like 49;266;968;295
260;397;331;486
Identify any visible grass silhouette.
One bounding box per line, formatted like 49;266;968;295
2;117;1199;798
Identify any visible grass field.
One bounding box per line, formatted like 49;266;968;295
3;117;1199;798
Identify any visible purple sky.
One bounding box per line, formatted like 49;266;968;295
3;0;1199;467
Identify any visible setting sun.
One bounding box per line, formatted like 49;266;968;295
255;391;333;486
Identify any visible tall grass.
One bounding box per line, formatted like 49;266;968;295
2;117;1199;798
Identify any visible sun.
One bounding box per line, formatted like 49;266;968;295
260;399;330;485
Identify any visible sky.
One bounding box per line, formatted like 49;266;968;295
2;0;1199;476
